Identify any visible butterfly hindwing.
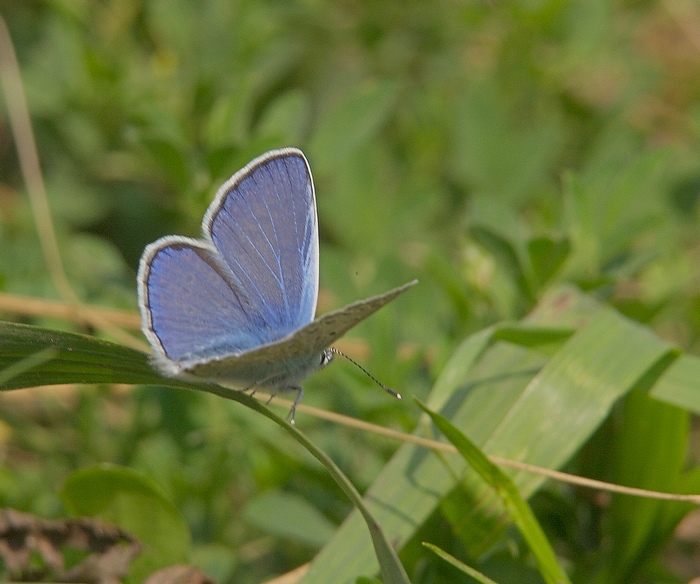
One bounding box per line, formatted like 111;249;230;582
138;237;274;373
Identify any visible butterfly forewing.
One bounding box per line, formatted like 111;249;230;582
204;149;318;336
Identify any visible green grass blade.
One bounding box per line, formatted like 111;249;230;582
480;309;676;484
0;321;169;388
594;391;696;583
490;324;573;349
422;543;499;584
650;354;700;414
417;399;570;584
0;346;57;385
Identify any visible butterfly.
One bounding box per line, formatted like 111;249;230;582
137;148;416;422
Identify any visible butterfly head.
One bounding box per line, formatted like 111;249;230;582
319;348;334;369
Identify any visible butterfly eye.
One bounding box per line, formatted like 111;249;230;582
319;349;333;368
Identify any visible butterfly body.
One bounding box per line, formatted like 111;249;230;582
138;148;416;420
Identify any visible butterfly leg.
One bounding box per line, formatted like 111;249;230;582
243;378;270;399
244;380;302;424
286;386;303;425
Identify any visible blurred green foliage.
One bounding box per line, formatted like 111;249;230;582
2;0;700;582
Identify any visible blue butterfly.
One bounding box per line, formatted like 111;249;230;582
138;148;416;422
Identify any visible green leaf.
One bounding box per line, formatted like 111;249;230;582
243;489;336;549
588;149;669;261
0;346;57;386
0;321;179;389
490;324;573;351
563;149;669;278
416;400;570;584
427;323;573;413
563;171;599;276
61;465;190;583
449;81;564;207
276;413;411;584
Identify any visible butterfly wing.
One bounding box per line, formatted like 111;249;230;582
138;237;274;375
188;280;418;386
138;148;319;377
203;148;318;340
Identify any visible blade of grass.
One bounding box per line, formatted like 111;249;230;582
422;543;499;584
416;399;570;584
649;353;700;415
0;346;57;385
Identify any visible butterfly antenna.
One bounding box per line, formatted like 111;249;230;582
329;347;402;399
